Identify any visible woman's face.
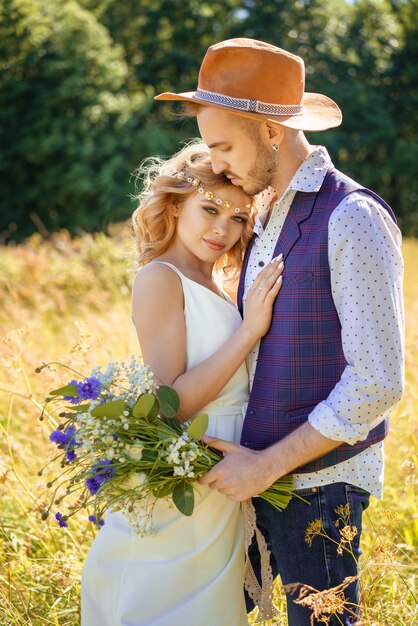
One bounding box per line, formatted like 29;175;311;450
173;184;252;264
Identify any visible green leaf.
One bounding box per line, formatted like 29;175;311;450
147;398;160;420
141;449;158;462
187;413;209;441
66;402;91;413
157;431;175;440
152;483;174;498
172;481;195;516
132;393;159;420
156;386;180;418
162;417;183;434
90;399;126;418
50;384;78;397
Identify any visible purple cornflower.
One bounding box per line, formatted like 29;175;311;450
63;376;101;405
55;512;68;528
85;477;101;495
49;430;67;446
50;425;76;448
64;379;81;404
88;514;105;527
50;426;78;463
49;426;76;450
91;459;116;479
77;377;101;401
66;449;77;463
85;459;116;495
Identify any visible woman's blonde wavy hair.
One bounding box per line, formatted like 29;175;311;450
132;142;255;280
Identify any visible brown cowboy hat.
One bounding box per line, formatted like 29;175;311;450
155;38;342;132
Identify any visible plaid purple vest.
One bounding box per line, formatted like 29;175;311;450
237;166;396;473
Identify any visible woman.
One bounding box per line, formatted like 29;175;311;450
81;142;283;626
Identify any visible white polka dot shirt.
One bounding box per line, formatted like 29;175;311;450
243;146;404;498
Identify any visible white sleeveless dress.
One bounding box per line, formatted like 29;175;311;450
81;262;250;626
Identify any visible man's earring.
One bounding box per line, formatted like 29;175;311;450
272;144;279;164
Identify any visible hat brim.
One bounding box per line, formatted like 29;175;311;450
154;91;342;132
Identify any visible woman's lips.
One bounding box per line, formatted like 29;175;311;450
203;239;226;251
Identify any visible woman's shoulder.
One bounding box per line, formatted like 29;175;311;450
132;261;183;307
131;261;186;354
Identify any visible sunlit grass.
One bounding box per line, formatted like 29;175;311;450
0;228;416;625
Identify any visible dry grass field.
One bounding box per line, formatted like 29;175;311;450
0;226;416;625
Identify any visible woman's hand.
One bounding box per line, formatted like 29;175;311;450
241;255;284;340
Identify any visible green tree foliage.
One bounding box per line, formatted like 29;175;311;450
0;0;168;240
225;0;351;173
227;0;417;230
1;0;417;240
79;0;244;137
320;0;402;214
81;0;242;92
386;0;418;231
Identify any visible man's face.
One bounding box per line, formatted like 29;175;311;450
197;107;277;195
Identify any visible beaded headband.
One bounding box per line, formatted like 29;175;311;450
174;170;255;214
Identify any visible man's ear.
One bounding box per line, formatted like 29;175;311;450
266;122;285;146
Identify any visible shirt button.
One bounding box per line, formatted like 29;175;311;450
311;487;318;493
258;261;265;267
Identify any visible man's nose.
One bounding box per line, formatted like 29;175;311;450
211;155;228;176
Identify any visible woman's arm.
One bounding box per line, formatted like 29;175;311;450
132;261;282;421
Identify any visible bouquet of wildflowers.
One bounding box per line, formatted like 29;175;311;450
38;356;294;535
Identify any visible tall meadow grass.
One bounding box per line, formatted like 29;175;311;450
0;227;416;625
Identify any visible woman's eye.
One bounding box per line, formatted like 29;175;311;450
232;216;247;224
202;206;217;215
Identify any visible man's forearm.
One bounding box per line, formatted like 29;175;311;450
199;422;343;501
261;422;341;483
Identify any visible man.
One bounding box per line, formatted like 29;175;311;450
155;39;404;625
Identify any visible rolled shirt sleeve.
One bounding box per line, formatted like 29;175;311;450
308;192;405;444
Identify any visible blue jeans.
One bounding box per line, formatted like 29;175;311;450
246;482;370;625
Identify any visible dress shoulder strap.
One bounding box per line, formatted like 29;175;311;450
131;262;185;328
147;261;185;279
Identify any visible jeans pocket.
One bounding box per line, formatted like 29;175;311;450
345;484;370;520
344;484;370;559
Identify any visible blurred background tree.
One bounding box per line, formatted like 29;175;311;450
0;0;417;242
386;0;418;233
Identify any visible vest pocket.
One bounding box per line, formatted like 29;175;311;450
283;271;314;286
284;403;318;428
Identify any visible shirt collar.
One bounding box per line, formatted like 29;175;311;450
288;145;331;193
256;146;331;221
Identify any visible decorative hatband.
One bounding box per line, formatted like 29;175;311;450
195;89;304;116
174;170;254;214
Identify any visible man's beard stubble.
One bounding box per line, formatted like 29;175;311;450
241;137;277;196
